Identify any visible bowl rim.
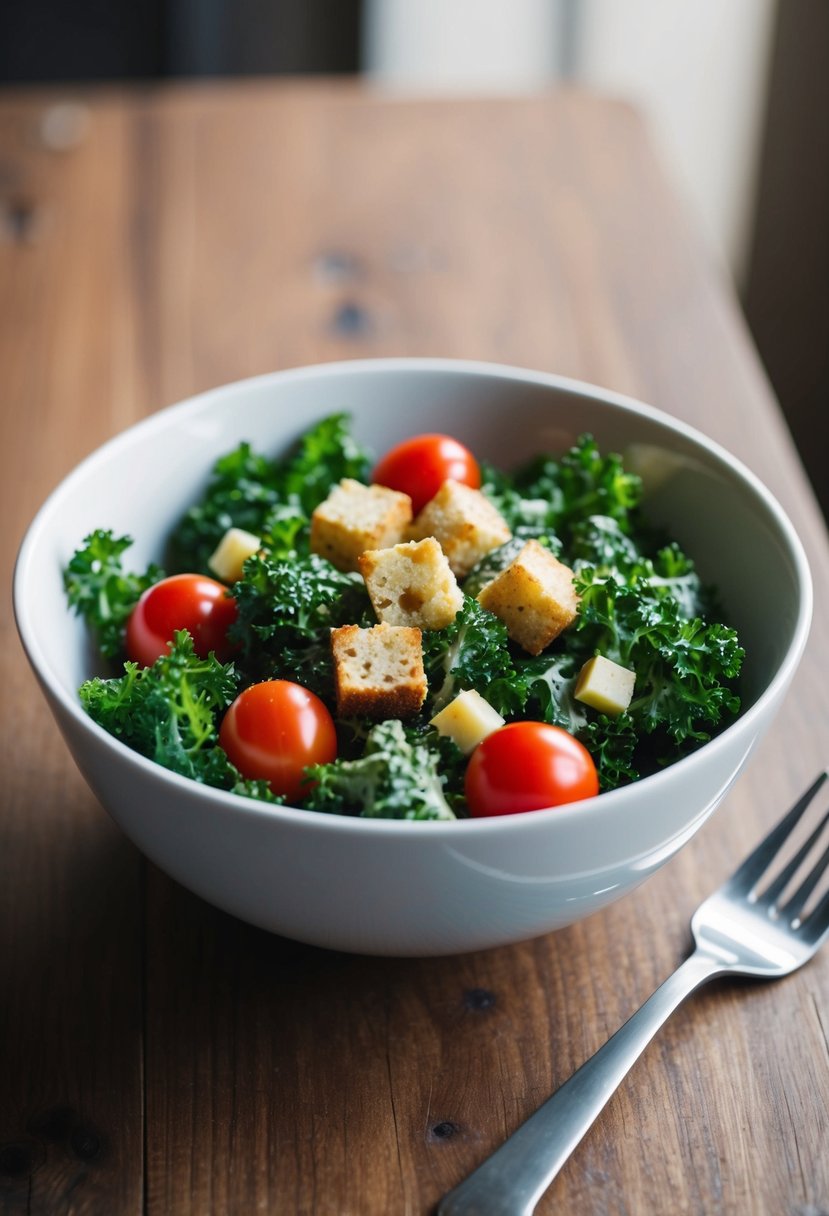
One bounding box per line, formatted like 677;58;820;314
13;355;814;839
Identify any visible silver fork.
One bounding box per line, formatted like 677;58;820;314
438;771;829;1216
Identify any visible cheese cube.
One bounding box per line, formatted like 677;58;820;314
430;689;505;754
574;655;636;716
208;527;261;583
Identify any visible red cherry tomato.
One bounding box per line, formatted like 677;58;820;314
465;722;599;817
126;573;238;667
372;433;481;514
219;680;337;800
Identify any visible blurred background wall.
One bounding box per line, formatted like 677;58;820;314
1;0;826;517
365;0;773;285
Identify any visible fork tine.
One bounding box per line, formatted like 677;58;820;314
725;771;828;895
802;886;829;946
779;834;829;920
782;838;829;923
763;806;829;909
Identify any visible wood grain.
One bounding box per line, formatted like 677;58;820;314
2;82;828;1216
0;96;144;1216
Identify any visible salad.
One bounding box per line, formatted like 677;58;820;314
63;414;744;820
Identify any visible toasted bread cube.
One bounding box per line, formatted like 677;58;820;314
208;527;261;583
574;655;635;716
358;537;463;630
331;623;426;719
476;539;578;655
430;689;505;754
408;480;512;578
311;478;412;572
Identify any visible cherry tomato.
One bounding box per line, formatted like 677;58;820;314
126;573;238;667
219;680;337;800
465;722;599;817
372;433;481;514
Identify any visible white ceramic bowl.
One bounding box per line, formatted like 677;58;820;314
14;359;812;956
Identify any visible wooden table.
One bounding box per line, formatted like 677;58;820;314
2;81;828;1216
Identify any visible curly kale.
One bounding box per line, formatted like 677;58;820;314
510;525;742;786
573;565;744;749
422;596;528;718
521;650;586;734
479;463;566;540
65;415;746;816
568;514;642;571
515;434;642;536
303;719;456;820
168;442;287;573
64;529;163;659
278;412;372;514
228;550;373;689
579;716;641;791
481;435;641;544
569;517;712;621
258;502;310;559
79;631;275;798
515;649;638;789
646;542;714;621
169;412;371;572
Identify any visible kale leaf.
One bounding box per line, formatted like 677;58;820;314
514;530;742;786
423;596;528;718
646;542;713;621
79;631;275;798
259;502;310;558
521;649;587;734
479;463;566;539
169;413;371;572
518;649;643;789
278;412;372;515
569;517;711;621
573;565;744;749
513;434;642;537
569;514;643;571
64;529;163;659
579;716;641;791
228;551;373;689
303;719;456;820
480;435;642;561
168;442;287;573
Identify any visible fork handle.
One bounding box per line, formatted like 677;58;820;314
437;950;725;1216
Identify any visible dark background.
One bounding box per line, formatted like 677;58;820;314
0;0;361;79
2;0;825;521
743;0;828;522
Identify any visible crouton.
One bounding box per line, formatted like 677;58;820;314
476;539;578;655
358;537;463;630
407;479;512;578
311;478;412;572
331;623;426;719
